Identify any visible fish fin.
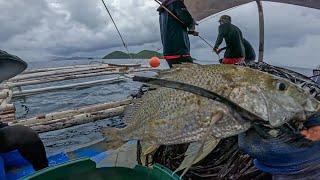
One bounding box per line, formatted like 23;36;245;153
171;63;197;69
122;98;144;124
157;63;196;78
174;138;220;173
177;111;224;178
139;141;159;166
101;127;126;150
157;69;179;78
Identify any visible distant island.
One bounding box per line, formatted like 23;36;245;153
103;50;162;59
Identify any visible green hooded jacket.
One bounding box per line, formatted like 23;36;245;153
214;22;245;58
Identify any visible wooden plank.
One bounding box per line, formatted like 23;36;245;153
14;99;131;125
22;64;106;74
0;104;15;113
107;63;142;68
4;68;153;88
10;65;115;81
0;90;10;99
30;106;125;133
12;77;126;98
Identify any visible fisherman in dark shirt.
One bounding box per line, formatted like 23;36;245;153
214;15;246;64
158;0;198;68
217;38;256;63
239;113;320;179
243;38;256;62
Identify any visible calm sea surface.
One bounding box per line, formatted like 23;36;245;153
13;59;315;155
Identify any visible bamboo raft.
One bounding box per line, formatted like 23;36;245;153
0;63;154;133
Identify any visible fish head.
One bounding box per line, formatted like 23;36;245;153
227;66;320;127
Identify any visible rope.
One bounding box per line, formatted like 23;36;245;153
101;0;133;60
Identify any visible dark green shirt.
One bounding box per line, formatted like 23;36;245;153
214;23;245;58
243;38;256;61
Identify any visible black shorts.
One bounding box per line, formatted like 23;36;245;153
165;57;193;68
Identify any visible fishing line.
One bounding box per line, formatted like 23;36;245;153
101;0;134;62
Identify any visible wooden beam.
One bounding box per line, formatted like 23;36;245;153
14;99;131;125
22;64;106;74
3;68;153;88
12;77;126;98
30;106;126;133
0;90;10;99
10;65;115;82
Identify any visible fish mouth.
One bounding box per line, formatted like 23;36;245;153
133;76;264;123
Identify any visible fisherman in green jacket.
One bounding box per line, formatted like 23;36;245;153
214;15;246;64
217;38;256;63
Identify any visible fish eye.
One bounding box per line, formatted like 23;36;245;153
275;81;287;91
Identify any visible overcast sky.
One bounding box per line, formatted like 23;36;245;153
1;0;320;68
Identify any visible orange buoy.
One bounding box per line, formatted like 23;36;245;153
149;57;160;68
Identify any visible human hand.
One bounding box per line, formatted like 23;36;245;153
188;31;199;36
213;48;220;54
301;126;320;141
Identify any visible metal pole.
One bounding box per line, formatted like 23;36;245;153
256;0;265;62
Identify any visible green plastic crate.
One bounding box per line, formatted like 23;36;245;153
22;158;180;180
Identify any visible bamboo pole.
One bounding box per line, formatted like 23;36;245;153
107;63;141;68
0;104;16;123
6;68;119;85
30;106;125;133
0;89;10;99
12;77;126;98
0;104;15;114
0;114;16;122
3;68;153;88
1;68;121;89
0;90;12;107
10;65;115;82
17;68;119;81
14;99;131;126
22;63;106;74
14;63;145;81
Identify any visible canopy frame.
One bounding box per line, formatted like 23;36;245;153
256;0;265;62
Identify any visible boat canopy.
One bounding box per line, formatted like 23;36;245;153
184;0;320;21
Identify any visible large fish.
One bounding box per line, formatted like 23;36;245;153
156;64;320;126
102;64;320;176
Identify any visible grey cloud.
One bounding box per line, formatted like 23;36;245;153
0;0;319;68
0;0;50;41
